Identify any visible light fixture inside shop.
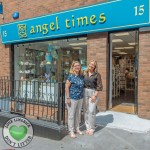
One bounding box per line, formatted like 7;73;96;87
117;52;127;54
72;47;83;49
128;43;137;45
115;46;134;49
52;41;58;44
123;47;134;49
113;50;120;52
61;39;68;42
114;32;129;36
114;47;124;49
69;42;87;46
68;38;78;41
78;37;87;40
112;39;123;42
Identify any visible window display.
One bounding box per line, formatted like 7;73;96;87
14;37;87;82
14;37;87;102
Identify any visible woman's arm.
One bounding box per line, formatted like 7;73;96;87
65;80;71;106
96;73;103;92
91;73;103;102
91;90;99;103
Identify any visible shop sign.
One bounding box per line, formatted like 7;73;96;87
0;0;150;44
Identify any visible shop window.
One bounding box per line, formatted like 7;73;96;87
14;36;87;82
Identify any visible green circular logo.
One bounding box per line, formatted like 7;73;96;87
3;116;34;148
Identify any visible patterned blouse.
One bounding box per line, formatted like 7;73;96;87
67;74;84;100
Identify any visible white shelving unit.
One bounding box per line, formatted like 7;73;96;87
112;65;120;98
112;56;135;97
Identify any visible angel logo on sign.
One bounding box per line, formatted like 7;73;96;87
2;116;34;148
18;24;27;38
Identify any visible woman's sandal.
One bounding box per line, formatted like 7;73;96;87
70;132;76;138
88;129;94;135
86;130;90;134
86;129;94;135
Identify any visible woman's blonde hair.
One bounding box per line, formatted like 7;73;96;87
84;60;98;74
69;61;83;75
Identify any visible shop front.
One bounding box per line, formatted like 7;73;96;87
0;0;150;120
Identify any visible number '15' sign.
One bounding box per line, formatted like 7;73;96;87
134;5;144;16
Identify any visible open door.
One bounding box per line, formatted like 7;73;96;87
109;30;138;114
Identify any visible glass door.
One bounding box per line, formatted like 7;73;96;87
109;30;139;114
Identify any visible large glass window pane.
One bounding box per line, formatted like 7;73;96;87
14;36;87;82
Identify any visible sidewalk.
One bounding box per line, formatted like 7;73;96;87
0;111;150;150
96;111;150;133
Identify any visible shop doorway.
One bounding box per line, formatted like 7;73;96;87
109;30;138;114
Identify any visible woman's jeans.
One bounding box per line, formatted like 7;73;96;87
83;88;99;131
67;98;83;133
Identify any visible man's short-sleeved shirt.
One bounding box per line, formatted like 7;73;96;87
67;74;84;100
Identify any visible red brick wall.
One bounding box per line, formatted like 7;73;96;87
0;44;11;77
138;31;150;119
1;0;104;23
87;33;108;111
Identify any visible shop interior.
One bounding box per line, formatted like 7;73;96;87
110;31;138;113
14;36;87;82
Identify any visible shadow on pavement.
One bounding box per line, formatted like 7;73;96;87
95;114;114;133
79;114;114;133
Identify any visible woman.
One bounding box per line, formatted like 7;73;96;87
83;60;103;135
65;61;84;138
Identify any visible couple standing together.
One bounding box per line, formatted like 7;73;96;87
65;60;103;138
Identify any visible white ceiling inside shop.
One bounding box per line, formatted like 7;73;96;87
111;31;137;55
22;37;87;52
